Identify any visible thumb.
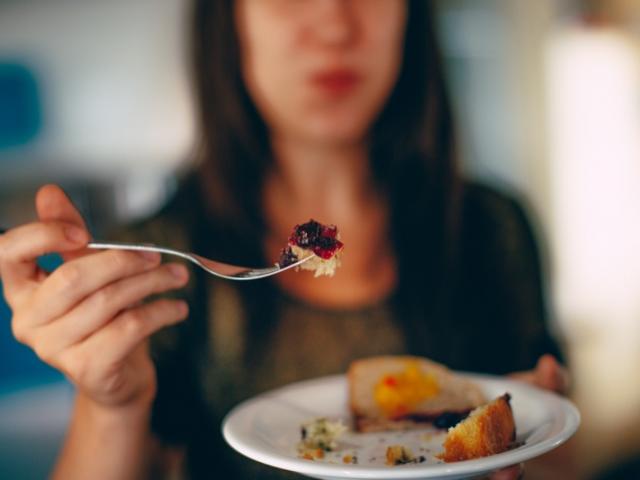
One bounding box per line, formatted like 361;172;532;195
534;354;569;394
36;184;90;261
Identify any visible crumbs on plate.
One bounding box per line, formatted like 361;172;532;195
342;454;358;464
298;418;347;460
385;445;426;466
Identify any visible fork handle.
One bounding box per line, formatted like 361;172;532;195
0;230;167;257
87;241;196;263
0;230;192;264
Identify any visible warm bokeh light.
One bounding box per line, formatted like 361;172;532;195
548;28;640;334
546;24;640;474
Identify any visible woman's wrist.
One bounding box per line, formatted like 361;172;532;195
52;389;156;480
75;389;154;429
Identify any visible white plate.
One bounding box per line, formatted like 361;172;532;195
223;374;580;480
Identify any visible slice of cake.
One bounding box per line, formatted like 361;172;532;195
437;393;516;462
278;219;344;277
348;356;486;432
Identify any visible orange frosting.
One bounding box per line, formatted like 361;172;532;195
374;362;440;417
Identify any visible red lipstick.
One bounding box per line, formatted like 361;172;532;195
310;69;361;95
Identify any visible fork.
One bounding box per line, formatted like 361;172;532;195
87;240;311;280
0;228;310;280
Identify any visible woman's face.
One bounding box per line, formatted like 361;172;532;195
235;0;407;146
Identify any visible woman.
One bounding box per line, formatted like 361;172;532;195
0;1;568;478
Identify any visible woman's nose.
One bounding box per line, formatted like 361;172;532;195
311;0;358;47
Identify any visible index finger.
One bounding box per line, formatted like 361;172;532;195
36;184;90;262
36;184;87;228
0;221;89;302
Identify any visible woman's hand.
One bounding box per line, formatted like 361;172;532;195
488;354;570;479
509;354;570;395
0;184;189;414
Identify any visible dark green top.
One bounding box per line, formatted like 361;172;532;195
119;175;563;479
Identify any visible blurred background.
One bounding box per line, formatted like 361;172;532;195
1;0;639;478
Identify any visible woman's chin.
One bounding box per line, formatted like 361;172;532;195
295;122;371;147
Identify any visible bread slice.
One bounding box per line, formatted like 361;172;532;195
348;356;486;432
438;393;516;462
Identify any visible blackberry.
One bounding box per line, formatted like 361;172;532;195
291;219;343;259
433;412;469;430
278;246;298;267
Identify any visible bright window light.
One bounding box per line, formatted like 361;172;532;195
546;27;640;336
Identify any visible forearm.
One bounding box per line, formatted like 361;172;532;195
52;392;156;480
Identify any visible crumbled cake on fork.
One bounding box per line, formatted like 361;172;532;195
278;219;344;277
438;393;516;462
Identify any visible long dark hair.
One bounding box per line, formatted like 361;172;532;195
190;0;460;356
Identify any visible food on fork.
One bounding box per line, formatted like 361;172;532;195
348;356;486;432
278;219;344;277
437;393;516;462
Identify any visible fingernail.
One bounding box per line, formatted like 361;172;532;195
168;264;188;280
65;226;87;243
138;251;160;263
176;301;188;316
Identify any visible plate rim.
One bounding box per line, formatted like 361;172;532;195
222;373;581;479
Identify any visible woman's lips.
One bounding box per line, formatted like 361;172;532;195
309;69;362;95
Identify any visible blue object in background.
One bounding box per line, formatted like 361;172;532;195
0;254;65;389
0;62;42;150
0;254;72;479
